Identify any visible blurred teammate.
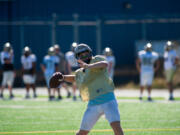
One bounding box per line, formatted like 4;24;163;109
54;44;71;100
0;42;15;99
103;47;115;79
65;42;79;100
21;46;37;98
136;43;160;101
41;47;59;100
164;41;179;100
61;43;124;135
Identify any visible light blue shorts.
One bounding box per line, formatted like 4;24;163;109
80;99;120;131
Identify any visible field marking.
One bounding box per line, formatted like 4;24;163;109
0;128;180;134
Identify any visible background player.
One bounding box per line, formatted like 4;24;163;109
0;42;15;99
21;46;37;98
103;47;116;79
164;41;179;100
41;47;59;100
65;42;79;100
136;43;160;101
54;43;124;135
54;44;71;100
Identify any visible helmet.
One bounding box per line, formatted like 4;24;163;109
144;43;152;52
71;42;78;52
4;42;12;52
164;41;173;51
103;47;113;56
74;43;92;59
23;46;31;55
48;47;55;56
54;44;60;50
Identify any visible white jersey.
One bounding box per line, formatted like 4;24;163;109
138;50;159;72
105;56;115;78
65;51;78;68
164;50;177;70
21;54;36;70
0;51;14;64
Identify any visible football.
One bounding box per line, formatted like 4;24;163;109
49;72;64;88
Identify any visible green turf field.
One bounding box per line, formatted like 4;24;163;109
0;99;180;135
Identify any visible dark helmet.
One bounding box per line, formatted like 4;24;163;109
4;42;12;52
144;43;152;52
164;41;173;51
74;43;92;59
103;47;113;56
48;46;55;56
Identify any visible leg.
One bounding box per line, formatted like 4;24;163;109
167;82;174;100
77;105;102;135
72;83;77;101
62;83;71;98
0;85;5;98
139;86;144;100
110;121;124;135
103;100;124;135
8;85;14;99
57;88;62;100
147;85;152;101
25;84;30;98
31;84;37;98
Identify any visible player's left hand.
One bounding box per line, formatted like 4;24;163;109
77;59;89;69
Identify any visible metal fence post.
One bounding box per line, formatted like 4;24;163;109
96;18;102;55
73;13;79;43
52;13;57;45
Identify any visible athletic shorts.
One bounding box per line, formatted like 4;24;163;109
23;75;36;84
2;71;14;87
165;69;176;83
140;71;154;86
80;99;120;131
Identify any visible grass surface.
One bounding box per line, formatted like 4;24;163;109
0;99;180;135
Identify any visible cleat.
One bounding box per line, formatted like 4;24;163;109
139;97;142;100
9;94;14;99
73;96;77;101
148;97;153;101
57;95;62;100
67;92;71;98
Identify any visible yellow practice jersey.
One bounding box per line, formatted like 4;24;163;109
75;55;114;101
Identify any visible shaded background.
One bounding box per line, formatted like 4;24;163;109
0;0;180;86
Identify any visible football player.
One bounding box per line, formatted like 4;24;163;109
65;42;79;100
0;42;15;99
54;44;71;100
136;43;160;101
164;41;179;100
21;46;37;98
41;47;59;100
103;47;116;79
60;44;124;135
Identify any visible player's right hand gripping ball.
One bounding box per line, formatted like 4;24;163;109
49;72;64;88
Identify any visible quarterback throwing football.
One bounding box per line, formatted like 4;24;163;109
50;44;124;135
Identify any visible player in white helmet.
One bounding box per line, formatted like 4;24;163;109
60;43;124;135
0;42;15;99
41;47;59;100
164;41;179;100
136;43;160;101
21;46;37;98
103;47;116;79
54;44;71;100
65;42;79;100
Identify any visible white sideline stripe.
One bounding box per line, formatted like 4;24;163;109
0;128;180;134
